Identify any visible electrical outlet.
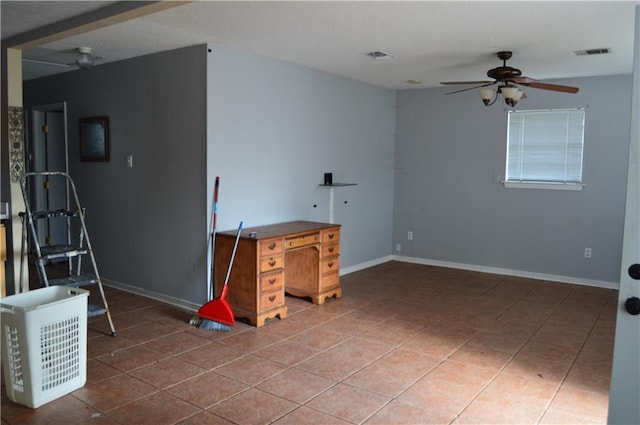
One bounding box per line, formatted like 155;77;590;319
396;243;401;252
584;247;592;258
407;231;413;240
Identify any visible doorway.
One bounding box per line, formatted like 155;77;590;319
25;102;69;248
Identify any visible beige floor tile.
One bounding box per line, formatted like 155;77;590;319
106;391;200;425
305;383;390;424
167;371;249;409
257;368;336;403
272;406;352;425
128;357;206;389
208;388;297;425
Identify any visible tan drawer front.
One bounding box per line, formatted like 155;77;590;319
260;272;284;291
321;272;339;290
322;243;339;257
260;290;284;309
322;257;339;274
260;238;283;256
260;255;283;273
286;233;320;249
322;228;340;243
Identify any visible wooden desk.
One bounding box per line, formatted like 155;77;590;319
214;221;341;327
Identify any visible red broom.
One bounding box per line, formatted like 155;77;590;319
191;221;242;331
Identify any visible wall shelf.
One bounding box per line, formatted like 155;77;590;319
318;183;358;223
318;183;358;187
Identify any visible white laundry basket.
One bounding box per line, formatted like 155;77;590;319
1;286;89;408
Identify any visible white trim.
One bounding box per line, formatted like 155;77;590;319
503;181;584;191
103;253;617;313
102;278;202;313
392;255;618;290
340;255;393;276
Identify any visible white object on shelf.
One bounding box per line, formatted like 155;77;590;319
318;183;357;224
1;286;89;408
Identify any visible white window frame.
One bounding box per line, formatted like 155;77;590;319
504;108;586;191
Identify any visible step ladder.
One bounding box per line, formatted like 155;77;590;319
19;171;117;336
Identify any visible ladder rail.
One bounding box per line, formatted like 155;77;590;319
19;171;117;336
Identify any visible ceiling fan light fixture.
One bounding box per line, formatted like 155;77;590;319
478;87;496;106
499;85;524;107
76;47;94;69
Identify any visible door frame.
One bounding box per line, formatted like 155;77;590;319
607;5;640;424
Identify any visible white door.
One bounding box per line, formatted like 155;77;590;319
608;6;640;424
27;104;69;248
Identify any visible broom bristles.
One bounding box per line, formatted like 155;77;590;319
198;319;232;331
189;315;232;331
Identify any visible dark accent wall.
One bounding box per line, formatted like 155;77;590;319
23;45;208;302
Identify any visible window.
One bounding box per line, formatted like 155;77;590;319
505;108;585;190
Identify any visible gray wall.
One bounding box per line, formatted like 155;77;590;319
23;45;208;303
206;44;396;270
394;75;631;284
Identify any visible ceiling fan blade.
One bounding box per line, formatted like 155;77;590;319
513;77;579;93
445;82;495;95
441;81;493;85
22;58;71;68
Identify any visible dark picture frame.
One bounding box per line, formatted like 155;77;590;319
79;116;109;162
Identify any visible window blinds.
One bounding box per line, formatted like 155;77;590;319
506;109;585;183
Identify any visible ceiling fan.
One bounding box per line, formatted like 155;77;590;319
441;51;579;107
22;47;102;69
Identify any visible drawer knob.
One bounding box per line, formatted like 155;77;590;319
289;241;294;246
269;259;276;267
268;278;276;285
268;295;276;302
328;233;335;239
328;261;334;268
328;247;334;253
268;242;276;250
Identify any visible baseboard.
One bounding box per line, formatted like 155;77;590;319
392;255;619;290
102;278;202;313
340;255;394;276
102;254;617;312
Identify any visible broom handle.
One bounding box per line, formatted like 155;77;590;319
209;177;220;300
223;221;243;287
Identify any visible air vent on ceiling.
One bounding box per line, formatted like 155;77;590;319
574;48;612;56
367;50;394;59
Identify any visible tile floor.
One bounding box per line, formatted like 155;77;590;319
1;261;617;424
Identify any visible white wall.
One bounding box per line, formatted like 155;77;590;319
206;44;396;270
394;75;632;286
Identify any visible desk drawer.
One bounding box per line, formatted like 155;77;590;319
286;233;320;249
322;243;339;257
260;271;283;291
322;257;339;274
322;228;340;243
321;271;339;290
260;255;283;273
260;238;283;257
260;290;284;310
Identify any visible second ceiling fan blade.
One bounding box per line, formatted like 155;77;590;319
513;77;579;93
440;80;493;85
445;82;495;95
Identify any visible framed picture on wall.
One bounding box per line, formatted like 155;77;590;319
79;116;109;161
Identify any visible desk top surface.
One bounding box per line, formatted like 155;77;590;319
217;221;340;240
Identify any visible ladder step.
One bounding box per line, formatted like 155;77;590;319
40;245;88;259
88;304;107;317
29;209;79;219
48;273;99;287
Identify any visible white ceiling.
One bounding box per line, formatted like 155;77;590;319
2;1;638;89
